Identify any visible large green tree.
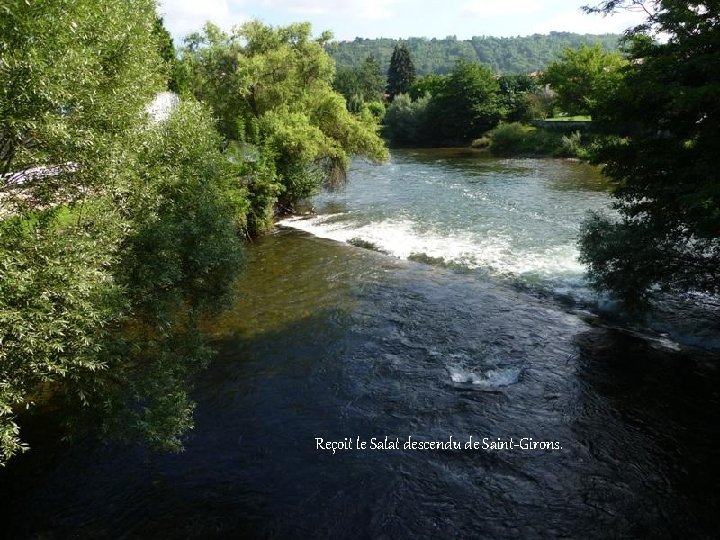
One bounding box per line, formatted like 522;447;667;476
386;44;416;99
579;1;720;304
0;0;246;463
541;44;627;116
178;22;387;229
426;61;503;144
383;61;504;146
409;74;447;100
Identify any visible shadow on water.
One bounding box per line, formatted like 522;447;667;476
2;231;719;539
571;329;720;538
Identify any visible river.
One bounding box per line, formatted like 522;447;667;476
2;149;719;538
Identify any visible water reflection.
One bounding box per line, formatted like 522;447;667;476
2;231;718;538
573;328;720;538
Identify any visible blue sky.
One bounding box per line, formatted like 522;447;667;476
158;0;648;42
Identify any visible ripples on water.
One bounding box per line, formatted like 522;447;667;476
281;149;719;349
2;152;719;539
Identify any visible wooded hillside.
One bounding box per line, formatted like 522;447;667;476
327;32;621;75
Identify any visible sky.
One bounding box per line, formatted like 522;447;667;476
157;0;649;42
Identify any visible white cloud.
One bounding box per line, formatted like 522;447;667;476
158;0;248;38
260;0;329;15
530;7;646;35
462;0;542;17
157;0;651;42
355;0;395;20
260;0;396;19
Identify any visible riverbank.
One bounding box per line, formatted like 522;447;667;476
477;122;595;159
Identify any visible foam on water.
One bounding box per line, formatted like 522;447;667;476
279;214;585;279
448;366;522;388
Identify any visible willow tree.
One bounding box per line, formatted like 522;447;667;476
179;22;388;230
579;1;720;304
1;0;246;463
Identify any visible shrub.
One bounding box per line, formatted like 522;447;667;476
383;93;431;146
489;122;590;157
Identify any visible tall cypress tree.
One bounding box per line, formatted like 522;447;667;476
386;44;416;100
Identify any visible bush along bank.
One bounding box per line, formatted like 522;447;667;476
485;122;598;159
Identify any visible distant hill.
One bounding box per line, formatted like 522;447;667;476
326;32;622;75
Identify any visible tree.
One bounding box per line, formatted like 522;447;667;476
579;1;720;304
333;55;385;112
152;16;181;92
333;67;363;111
179;22;387;226
0;0;246;463
426;61;503;144
387;44;416;99
327;33;623;76
358;55;386;103
541;44;627;116
498;74;543;122
383;93;431;146
409;74;447;100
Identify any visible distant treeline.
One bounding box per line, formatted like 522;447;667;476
327;32;622;75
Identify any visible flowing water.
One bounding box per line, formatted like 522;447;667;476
2;149;719;538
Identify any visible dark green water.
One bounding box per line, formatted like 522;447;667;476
2;150;719;538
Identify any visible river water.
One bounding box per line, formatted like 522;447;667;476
2;150;719;538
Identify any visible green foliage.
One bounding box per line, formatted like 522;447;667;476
364;101;386;122
0;0;170;462
358;56;386;102
0;0;164;182
327;33;622;76
83;100;246;450
153;16;181;92
0;0;247;464
471;136;491;149
179;21;388;218
578;212;711;306
425;61;502;144
498;74;537;95
383;94;431;146
541;44;627;116
333;56;385;110
384;62;504;147
0;207;127;461
559;130;592;159
334;68;363;112
386;44;416;99
409;74;448;101
498;74;545;122
489;123;560;156
579;1;720;304
120;101;247;316
488;122;593;157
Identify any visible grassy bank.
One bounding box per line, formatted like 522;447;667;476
480;122;595;159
